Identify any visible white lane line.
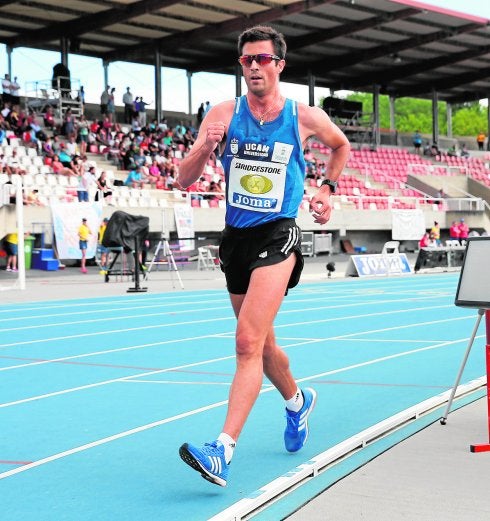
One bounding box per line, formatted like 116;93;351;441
0;293;448;332
0;399;230;480
0;354;236;408
0;305;232;332
0;334;471;481
0;333;230;372
0;302;457;349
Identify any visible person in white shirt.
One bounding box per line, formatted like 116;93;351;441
2;73;12;103
122;87;134;124
10;76;20;103
65;135;79;157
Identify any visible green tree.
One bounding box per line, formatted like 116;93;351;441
452;102;487;138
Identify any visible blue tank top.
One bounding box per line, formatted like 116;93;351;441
220;96;306;228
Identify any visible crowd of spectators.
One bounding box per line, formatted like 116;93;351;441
1;79;230;205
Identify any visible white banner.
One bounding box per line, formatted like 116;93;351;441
174;204;195;251
391;209;425;240
51;203;102;259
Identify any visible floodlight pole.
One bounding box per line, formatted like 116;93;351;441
470;310;490;452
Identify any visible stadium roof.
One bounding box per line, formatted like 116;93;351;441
1;0;490;104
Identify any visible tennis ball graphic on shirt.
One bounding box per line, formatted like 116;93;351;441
240;175;273;194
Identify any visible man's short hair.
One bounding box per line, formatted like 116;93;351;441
238;25;287;59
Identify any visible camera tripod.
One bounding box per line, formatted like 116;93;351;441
144;235;184;289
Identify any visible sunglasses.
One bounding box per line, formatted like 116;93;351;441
238;54;281;67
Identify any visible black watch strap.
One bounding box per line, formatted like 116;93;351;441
320;178;337;193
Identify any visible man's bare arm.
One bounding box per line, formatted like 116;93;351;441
299;104;351;224
178;101;234;188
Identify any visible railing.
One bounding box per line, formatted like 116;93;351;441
24;77;82;118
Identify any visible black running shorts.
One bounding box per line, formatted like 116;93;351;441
219;218;304;295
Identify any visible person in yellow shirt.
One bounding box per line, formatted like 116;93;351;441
430;221;441;246
4;232;18;272
98;217;110;273
78;218;92;273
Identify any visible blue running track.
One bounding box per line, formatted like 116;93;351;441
0;273;486;520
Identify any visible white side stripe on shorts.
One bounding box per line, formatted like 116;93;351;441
281;226;298;255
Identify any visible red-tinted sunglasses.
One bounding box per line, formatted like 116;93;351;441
238;54;281;67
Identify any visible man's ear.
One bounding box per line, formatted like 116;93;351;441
277;60;286;74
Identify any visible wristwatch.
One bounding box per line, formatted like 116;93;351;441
320;178;337;193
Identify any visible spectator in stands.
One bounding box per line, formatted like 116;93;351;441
78;218;92;273
107;87;116;123
2;73;12;104
78;165;96;201
458;218;469;241
449;220;461;242
203;100;211;116
197;102;205;127
123;87;134;124
131;113;141;132
430;143;440;159
10;76;20;105
51;154;77;177
94;171;113;204
447;144;457;157
77;85;85;112
100;86;110;116
124;165;147;188
78;114;89;158
58;143;74;165
138;97;149;128
4;231;18;272
148;159;162;182
65;135;79;158
413;130;422;154
23;189;43;206
43;106;55;129
165;167;176;190
63;108;75;137
133;97;140;122
42;136;55;160
22;125;37;148
460;144;470;158
5;149;26;176
207;180;224;201
477;131;486;151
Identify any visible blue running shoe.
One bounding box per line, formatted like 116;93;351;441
179;440;229;487
284;387;317;453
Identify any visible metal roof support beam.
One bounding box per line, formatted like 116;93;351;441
6;45;12;78
432;89;439;146
447;103;452;139
396;66;490;99
308;71;315;107
487;102;490;151
373;84;380;148
155;51;162;123
6;0;182;48
349;44;490;91
60;37;69;68
186;71;192;118
103;0;337;63
103;61;109;92
389;95;396;133
289;22;483;78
